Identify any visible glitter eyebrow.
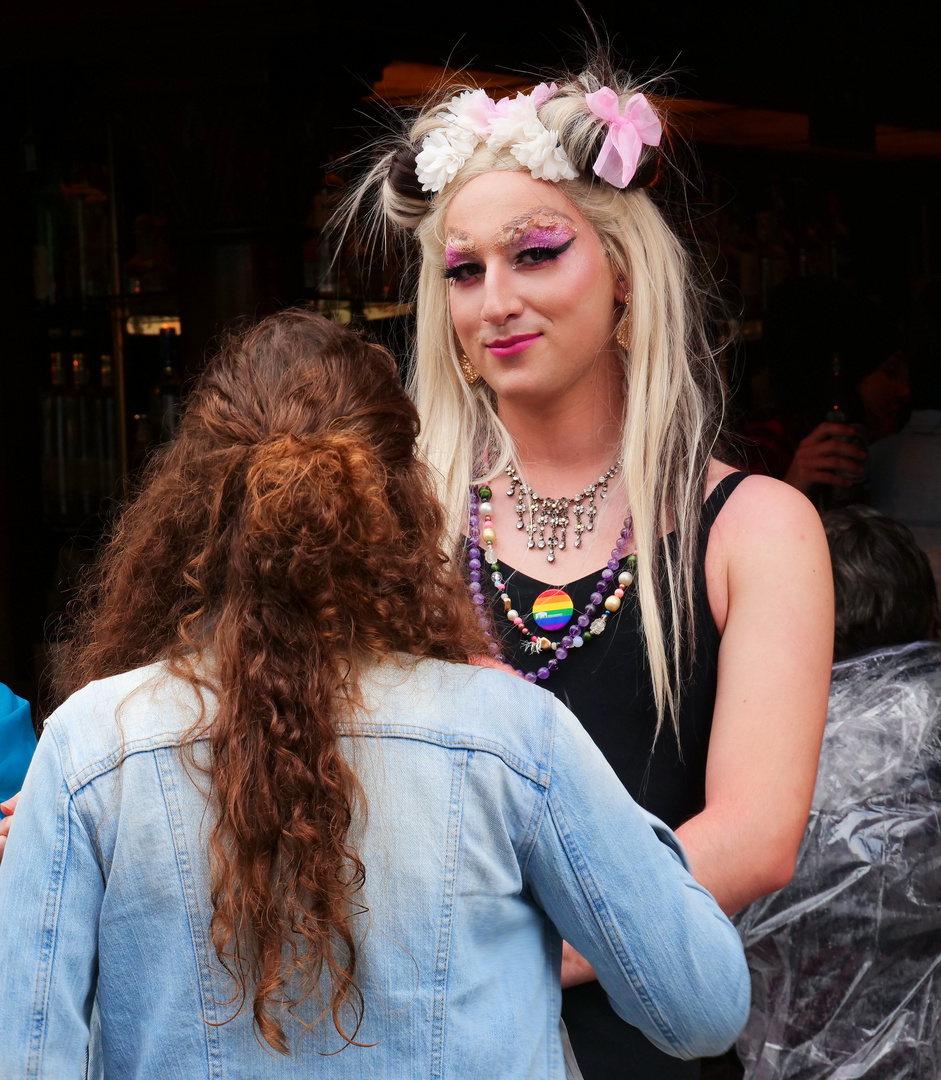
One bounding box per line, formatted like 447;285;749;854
444;208;578;270
444;232;477;269
497;208;578;248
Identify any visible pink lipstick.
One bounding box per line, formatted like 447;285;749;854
486;333;541;358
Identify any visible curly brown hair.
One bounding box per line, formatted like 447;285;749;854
58;309;487;1052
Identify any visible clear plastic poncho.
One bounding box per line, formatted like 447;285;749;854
735;641;941;1079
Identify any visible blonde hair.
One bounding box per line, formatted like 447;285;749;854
348;67;726;732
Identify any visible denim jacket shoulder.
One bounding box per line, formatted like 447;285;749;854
0;657;748;1080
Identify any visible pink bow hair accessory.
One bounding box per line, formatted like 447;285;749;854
584;88;662;189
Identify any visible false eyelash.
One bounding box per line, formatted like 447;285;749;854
442;235;576;281
443;262;480;281
513;236;576;264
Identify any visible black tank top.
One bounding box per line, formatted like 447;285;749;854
480;471;748;1080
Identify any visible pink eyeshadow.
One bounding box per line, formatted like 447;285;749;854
445;247;470;268
517;226;573;248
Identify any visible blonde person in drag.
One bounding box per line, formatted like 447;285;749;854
347;59;833;1079
0;312;748;1078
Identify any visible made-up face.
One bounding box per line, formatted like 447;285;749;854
443;170;624;413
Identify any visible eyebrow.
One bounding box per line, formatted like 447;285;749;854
500;208;577;243
444;231;476;259
445;206;578;255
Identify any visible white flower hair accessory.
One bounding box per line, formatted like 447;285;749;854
486;84;577;183
414;83;577;194
414;125;478;195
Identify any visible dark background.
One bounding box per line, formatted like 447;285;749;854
1;0;938;704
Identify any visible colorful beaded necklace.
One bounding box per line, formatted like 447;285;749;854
468;485;637;683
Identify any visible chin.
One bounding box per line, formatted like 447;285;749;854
493;380;559;408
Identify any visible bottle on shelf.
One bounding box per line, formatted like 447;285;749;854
70;330;94;517
756;210;790;311
41;329;69;520
798;219;827;278
96;354;119;500
61;179;111;301
307;177;338;296
824;194;851;281
150;326;182;442
818;353;867;512
31;159;69;305
724;210;761;325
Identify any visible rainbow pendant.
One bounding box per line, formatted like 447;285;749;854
532;588;575;632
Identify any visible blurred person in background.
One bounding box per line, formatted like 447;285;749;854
738;278;907;505
736;505;941;1078
869;276;941;589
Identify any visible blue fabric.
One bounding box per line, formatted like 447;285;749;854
0;658;749;1078
0;682;36;806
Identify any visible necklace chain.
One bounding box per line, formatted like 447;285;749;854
506;460;621;563
468;485;637;682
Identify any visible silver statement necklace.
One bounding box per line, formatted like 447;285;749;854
505;460;622;563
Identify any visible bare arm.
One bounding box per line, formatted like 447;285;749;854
674;475;832;913
562;475;831;985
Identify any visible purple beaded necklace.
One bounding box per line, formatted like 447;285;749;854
468;486;637;682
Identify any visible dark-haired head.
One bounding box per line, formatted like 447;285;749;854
824;505;938;662
60;308;486;1053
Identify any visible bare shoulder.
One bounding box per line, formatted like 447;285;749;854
717;473;827;555
705;469;830;630
706;461;817;528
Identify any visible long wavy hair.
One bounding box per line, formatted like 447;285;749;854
345;63;726;731
58;309;487;1052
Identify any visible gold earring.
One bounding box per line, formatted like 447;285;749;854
459;353;480;385
616;296;632;350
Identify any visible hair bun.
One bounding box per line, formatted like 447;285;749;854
378;146;432;231
247;430;395;557
387;146;428;202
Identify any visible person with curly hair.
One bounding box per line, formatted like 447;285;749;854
0;310;748;1078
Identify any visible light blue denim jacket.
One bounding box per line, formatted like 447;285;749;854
0;658;749;1079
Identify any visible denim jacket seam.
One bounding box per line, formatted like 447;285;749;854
61;728;198;794
519;696;556;876
154;747;223;1078
352;723;549;787
60;720;548;791
430;748;468;1080
546;790;681;1052
26;730;75;1077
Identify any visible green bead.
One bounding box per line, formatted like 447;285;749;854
582;631;592;642
479;485;492;500
626;554;637;570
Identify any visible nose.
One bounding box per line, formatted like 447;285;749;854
479;263;523;327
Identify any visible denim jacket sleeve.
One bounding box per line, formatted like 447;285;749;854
0;723;102;1079
523;698;751;1060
